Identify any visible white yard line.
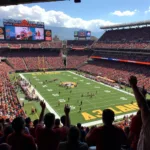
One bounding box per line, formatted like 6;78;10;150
82;112;137;127
68;71;134;97
21;71;137;127
68;71;137;127
19;74;60;119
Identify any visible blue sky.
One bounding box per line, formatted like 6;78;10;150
0;0;150;32
27;0;150;21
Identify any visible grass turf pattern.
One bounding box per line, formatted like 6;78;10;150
20;71;137;125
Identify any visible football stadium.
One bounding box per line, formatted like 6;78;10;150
0;0;150;150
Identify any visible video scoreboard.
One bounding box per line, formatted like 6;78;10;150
3;19;45;41
44;30;52;41
0;27;4;40
74;30;91;38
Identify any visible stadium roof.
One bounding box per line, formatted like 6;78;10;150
0;0;67;6
100;20;150;29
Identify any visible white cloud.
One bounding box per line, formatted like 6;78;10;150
0;5;115;32
112;10;137;16
145;7;150;14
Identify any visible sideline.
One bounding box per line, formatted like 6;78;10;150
19;74;60;119
21;71;137;127
68;71;134;97
82;112;137;127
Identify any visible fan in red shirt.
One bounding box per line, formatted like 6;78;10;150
129;111;142;150
36;101;70;150
30;119;39;139
86;109;128;150
7;117;36;150
128;86;148;150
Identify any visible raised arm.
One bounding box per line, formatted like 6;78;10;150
129;76;150;124
39;101;46;124
64;104;70;127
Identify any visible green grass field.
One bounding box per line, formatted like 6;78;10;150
18;71;139;125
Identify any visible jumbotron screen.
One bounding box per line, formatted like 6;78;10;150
74;31;91;37
3;19;44;41
0;27;4;40
45;30;52;41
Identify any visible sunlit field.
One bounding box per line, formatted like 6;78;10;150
18;71;138;125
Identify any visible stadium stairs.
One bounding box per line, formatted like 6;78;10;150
22;57;29;70
5;59;14;70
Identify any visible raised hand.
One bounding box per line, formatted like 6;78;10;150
40;101;46;110
141;86;147;98
129;76;137;87
64;104;70;115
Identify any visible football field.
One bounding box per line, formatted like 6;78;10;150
19;71;138;126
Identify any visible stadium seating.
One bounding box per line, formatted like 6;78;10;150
67;50;93;68
67;40;94;49
6;51;27;70
99;27;150;42
0;41;63;49
79;59;150;92
91;51;150;62
45;51;64;69
0;62;25;121
92;42;149;49
0;50;65;70
0;25;150;150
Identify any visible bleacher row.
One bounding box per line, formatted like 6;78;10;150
0;62;25;120
0;41;63;49
0;49;150;92
2;50;64;70
79;60;150;91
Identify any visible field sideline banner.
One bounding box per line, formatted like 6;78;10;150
91;56;150;65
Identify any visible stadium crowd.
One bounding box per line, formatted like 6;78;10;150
67;50;92;68
67;40;94;49
99;27;150;42
0;25;150;150
0;75;149;150
1;50;64;71
79;60;150;92
0;41;63;49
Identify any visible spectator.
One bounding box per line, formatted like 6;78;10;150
58;126;88;150
25;117;31;129
77;123;86;142
61;115;66;126
36;102;70;150
128;110;142;150
124;126;130;137
85;127;89;135
60;115;69;142
0;126;13;144
7;117;36;150
54;119;60;129
5;119;11;126
30;119;39;139
129;76;150;150
86;109;128;150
